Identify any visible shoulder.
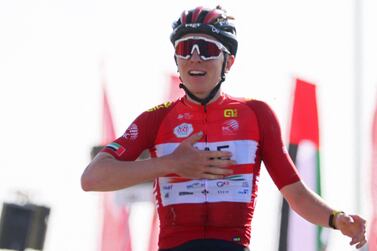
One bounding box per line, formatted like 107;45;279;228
223;94;272;112
146;101;175;113
142;100;179;115
222;94;266;105
233;97;280;129
137;99;180;122
243;98;275;116
244;98;270;109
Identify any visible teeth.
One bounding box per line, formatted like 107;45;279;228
189;70;206;76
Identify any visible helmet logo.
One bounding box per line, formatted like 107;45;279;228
211;27;220;33
185;23;201;28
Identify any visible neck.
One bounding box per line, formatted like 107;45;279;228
186;90;221;105
179;81;223;106
186;90;222;105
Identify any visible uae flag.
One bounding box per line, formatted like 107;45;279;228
278;79;325;251
370;101;377;251
94;86;133;251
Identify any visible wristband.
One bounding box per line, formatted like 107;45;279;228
329;210;344;229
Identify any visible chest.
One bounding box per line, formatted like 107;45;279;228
155;106;259;143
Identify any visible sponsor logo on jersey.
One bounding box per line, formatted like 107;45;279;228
242;181;249;187
217;190;230;194
163;185;173;190
186;182;204;189
158;174;254;205
147;102;172;112
201;189;209;195
225;175;246;181
174;123;193;138
105;142;126;156
123;123;138;140
178;191;194;196
222;119;239;135
238;189;249;195
177;112;193;120
233;237;241;242
216;181;230;187
224;108;238;118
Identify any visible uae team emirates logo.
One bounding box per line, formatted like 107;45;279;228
123;123;138;140
174;123;193;138
222;119;239;135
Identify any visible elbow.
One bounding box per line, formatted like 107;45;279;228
81;153;111;191
281;181;307;210
81;173;92;192
81;167;98;192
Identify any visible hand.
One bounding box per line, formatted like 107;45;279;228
168;132;235;179
335;213;367;249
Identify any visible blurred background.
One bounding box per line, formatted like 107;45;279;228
0;0;376;250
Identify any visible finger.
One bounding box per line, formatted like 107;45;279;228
204;150;233;159
206;159;236;168
201;173;228;179
350;230;367;245
350;235;363;245
355;239;367;249
183;131;203;145
351;214;367;223
204;166;234;175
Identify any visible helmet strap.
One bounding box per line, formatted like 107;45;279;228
179;53;228;106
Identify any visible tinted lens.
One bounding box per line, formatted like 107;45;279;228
175;39;222;59
196;39;222;58
175;39;195;58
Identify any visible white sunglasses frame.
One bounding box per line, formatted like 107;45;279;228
174;36;230;61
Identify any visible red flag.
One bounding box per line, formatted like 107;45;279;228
100;86;132;251
166;74;184;101
289;79;319;147
279;79;325;251
101;194;132;251
101;87;116;145
148;209;159;251
144;73;182;251
370;101;377;251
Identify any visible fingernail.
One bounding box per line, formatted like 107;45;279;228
197;131;203;136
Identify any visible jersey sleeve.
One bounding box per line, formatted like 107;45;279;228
100;111;157;161
249;100;301;190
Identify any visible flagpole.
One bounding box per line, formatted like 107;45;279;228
354;0;362;215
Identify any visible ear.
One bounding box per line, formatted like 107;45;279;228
225;55;235;73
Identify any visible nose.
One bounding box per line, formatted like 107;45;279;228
189;46;202;62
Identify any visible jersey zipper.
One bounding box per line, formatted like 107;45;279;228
203;104;209;236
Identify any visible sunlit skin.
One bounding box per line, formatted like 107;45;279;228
176;33;235;103
82;31;368;250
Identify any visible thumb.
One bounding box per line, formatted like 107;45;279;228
183;131;203;145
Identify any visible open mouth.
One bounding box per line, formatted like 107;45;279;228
188;70;206;77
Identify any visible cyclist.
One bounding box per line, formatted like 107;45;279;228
81;6;367;251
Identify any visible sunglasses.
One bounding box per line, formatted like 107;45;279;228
174;36;230;61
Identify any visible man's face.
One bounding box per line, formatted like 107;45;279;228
176;34;234;99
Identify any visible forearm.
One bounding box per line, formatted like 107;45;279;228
281;181;334;227
81;153;173;191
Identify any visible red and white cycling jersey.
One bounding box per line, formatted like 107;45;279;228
101;94;300;249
